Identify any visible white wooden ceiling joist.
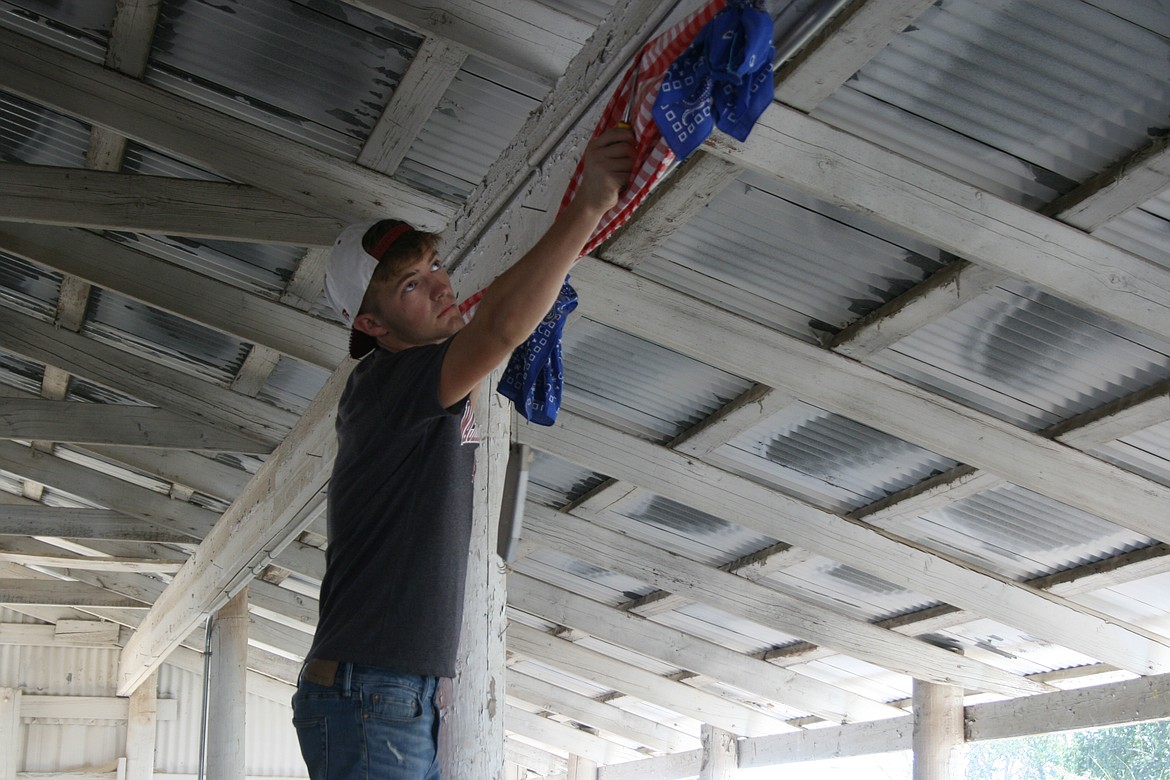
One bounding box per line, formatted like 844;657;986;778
520;504;1050;697
76;446;251;504
0;579;146;608
704;105;1170;345
0;223;349;370
0;440;216;541
0;306;295;450
505;704;644;766
341;0;592;85
571;259;1170;546
508;572;903;724
505;738;570;778
506;669;699;755
0;164;343;247
357;37;468;176
508;621;793;738
0;398;271;453
0;507;189;544
1045;136;1170;232
0;551;182;574
0;26;453;228
518;410;1170;679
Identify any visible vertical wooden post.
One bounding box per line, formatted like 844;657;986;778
700;724;737;779
205;588;249;780
124;670;158;780
439;376;509;778
913;678;965;780
567;754;598;780
0;688;21;780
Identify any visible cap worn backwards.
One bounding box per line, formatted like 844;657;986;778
325;221;416;359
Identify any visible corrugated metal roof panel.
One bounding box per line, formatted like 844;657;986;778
0;347;45;394
1072;570;1170;640
642;171;949;342
760;555;937;623
900;482;1154;581
119;141;227;181
714;401;958;513
147;0;422;158
83;287;250;385
935;617;1101;675
0;251;62;321
866;280;1170;431
562;318;752;443
652;601;802;653
527;451;608;508
257;356;330;416
396;57;542;202
0;91;90;168
1;0;110;59
816;0;1170;200
606;493;779;567
105;232;298;299
1091;421;1170;488
791;655;912;704
516;548;657;606
1094;205;1170;270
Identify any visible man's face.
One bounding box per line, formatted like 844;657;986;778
354;249;465;351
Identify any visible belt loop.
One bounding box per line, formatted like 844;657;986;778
341;662;353;698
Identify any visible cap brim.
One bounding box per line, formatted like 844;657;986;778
349;328;378;359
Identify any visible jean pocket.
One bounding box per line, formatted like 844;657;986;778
292;717;328;779
364;683;423;722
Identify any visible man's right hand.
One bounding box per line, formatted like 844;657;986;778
572;126;636;217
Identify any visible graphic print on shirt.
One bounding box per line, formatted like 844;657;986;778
460;402;479;446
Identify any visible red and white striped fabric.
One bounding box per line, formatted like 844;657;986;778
458;0;727;320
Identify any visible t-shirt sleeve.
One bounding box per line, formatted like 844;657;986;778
366;340;465;426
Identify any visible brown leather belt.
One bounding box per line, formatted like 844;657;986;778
303;658;339;686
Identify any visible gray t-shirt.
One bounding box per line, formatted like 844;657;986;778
307;340;479;677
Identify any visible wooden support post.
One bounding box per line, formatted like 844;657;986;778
0;688;21;780
439;375;509;777
206;589;249;780
124;670;158;780
568;754;599;780
913;677;965;780
700;724;737;779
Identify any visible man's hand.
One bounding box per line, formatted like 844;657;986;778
573;127;635;216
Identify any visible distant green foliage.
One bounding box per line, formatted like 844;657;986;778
966;722;1170;780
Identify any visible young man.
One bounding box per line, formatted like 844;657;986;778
292;128;634;780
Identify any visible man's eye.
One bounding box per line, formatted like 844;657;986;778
404;281;417;292
431;262;442;271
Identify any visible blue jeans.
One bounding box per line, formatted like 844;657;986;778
292;661;441;780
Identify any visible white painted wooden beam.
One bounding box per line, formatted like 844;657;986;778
0;579;146;608
0;164;342;246
0;620;119;647
703;104;1170;345
508;571;903;724
116;367;348;695
699;724;737;780
508;621;796;737
599;153;742;269
912;677;964;780
1047;137;1170;231
506;705;643;766
124;670;159;780
0;305;294;449
0;27;453;227
505;739;569;777
79;446;251;503
519;409;1170;679
0;224;348;370
0;398;271;453
571;258;1170;549
0;440;217;540
597;750;702;780
340;0;591;84
775;0;938;112
506;669;699;754
357;37;467;175
0;551;182;574
521;505;1048;697
206;589;248;780
0;507;189;543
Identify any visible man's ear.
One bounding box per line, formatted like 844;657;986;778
353;312;387;338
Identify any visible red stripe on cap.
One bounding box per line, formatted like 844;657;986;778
371;223;414;261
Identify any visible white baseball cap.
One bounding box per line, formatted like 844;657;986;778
325;220;416;358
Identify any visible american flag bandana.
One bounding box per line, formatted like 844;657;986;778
654;0;775;159
460;0;731;425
